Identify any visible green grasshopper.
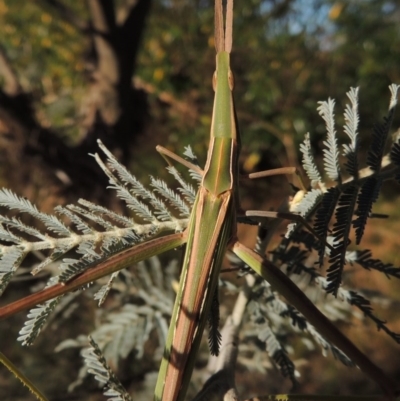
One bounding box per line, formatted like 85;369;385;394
0;1;398;400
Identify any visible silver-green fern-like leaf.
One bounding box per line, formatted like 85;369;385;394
60;304;155;384
0;188;71;236
18;297;62;346
249;278;354;369
207;289;222;356
285;189;322;238
55;204;95;234
280;246;400;344
0;141;193;348
342;87;360;178
183;145;203;183
66;203;117;231
0;218;23;243
94;271;120;306
0;216;46;241
390;140;400;183
150;176;191;217
77;200;135;227
166;165;197;205
96;139;190;224
313;187;340;267
353;176;382;245
299;133;323;187
355;249;400;279
317;98;341;182
366;84;399;172
59;235;139;283
0;246;27;295
388;83;400;110
83;336;132;401
258;323;298;384
326;185;359;295
306;324;353;366
347;291;400;343
56;256;177;390
94;152;160;223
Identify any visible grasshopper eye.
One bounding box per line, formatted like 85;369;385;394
228;70;234;90
212;72;217;91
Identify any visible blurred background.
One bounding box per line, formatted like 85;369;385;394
0;0;400;400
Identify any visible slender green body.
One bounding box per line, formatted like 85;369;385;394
154;22;239;400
